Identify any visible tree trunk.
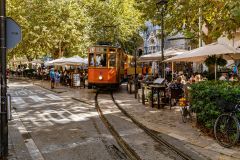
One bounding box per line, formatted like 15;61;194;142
208;64;215;74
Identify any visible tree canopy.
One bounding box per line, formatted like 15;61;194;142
7;0;144;60
6;0;240;60
137;0;240;45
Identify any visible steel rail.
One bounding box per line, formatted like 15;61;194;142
95;92;141;160
111;93;204;160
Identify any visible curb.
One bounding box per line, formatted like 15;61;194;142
71;97;93;106
34;83;67;94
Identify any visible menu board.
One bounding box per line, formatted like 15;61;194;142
73;74;80;87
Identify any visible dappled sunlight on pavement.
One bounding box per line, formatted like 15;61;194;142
9;79;240;160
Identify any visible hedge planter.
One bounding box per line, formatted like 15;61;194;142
189;81;240;130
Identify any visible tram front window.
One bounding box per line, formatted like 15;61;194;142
96;53;107;67
109;53;116;67
89;53;94;66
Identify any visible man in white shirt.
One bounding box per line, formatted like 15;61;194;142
219;73;227;81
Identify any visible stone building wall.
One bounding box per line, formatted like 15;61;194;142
141;21;191;55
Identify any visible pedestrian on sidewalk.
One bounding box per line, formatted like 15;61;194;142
50;68;55;89
55;70;60;87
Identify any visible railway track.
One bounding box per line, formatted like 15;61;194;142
95;91;205;160
95;92;141;160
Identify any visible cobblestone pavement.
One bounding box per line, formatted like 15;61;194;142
9;78;240;160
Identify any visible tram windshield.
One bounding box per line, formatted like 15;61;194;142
89;53;94;67
109;53;116;67
96;53;107;67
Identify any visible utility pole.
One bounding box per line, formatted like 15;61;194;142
0;0;8;158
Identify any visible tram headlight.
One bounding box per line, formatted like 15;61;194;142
99;75;103;80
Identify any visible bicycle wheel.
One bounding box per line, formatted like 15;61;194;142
214;114;240;148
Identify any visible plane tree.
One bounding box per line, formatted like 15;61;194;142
7;0;145;59
7;0;91;60
137;0;240;45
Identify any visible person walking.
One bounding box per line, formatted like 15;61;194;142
50;68;55;89
55;70;60;87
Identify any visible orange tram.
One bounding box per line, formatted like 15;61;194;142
88;44;125;89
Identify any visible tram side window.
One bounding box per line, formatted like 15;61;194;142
89;53;94;66
96;53;107;67
109;53;116;67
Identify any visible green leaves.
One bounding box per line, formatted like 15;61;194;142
204;55;227;67
7;0;239;60
190;81;240;129
7;0;144;60
138;0;240;45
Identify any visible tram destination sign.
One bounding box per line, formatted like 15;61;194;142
6;17;22;49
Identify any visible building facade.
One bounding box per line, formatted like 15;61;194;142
141;21;191;55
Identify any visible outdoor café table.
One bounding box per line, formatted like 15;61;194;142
149;84;166;109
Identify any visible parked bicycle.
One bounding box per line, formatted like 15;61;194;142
214;98;240;148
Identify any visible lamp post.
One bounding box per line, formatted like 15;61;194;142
156;0;168;78
133;38;137;99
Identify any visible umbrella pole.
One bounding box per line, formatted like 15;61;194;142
172;62;174;81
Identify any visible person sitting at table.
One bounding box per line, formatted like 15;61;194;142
189;74;195;83
154;73;159;79
229;74;238;81
169;76;184;90
168;76;184;107
194;74;201;82
219;73;227;81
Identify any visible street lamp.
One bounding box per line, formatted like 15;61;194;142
156;0;168;78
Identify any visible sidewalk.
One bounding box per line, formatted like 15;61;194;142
32;79;240;160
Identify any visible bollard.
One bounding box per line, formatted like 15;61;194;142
134;81;137;99
142;84;145;105
83;78;85;88
7;94;12;120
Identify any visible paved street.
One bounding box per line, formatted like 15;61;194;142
8;80;126;160
6;79;240;160
35;79;240;160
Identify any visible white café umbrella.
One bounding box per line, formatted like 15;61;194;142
44;57;66;66
57;55;85;65
138;48;187;62
30;59;43;64
83;58;88;65
165;43;240;62
164;42;240;80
